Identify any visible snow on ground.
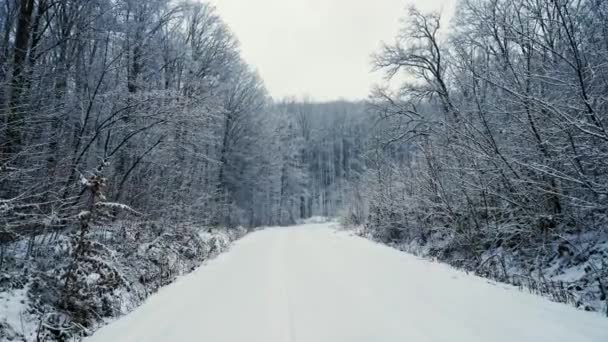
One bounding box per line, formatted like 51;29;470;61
0;286;37;341
296;216;333;224
87;222;608;342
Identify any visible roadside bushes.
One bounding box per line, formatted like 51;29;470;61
0;221;246;341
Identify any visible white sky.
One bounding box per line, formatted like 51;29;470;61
210;0;455;102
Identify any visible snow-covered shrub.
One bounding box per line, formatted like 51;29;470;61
349;135;608;314
0;219;247;341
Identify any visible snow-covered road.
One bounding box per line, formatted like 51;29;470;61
88;223;608;342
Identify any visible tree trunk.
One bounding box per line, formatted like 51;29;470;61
4;0;34;158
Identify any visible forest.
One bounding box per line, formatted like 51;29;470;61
1;0;607;340
358;0;608;316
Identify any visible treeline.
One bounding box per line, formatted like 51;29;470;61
352;0;608;312
0;0;372;234
0;0;270;238
266;100;369;225
0;0;273;337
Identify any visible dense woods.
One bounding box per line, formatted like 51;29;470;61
0;0;270;338
357;0;608;315
0;0;269;233
1;0;608;339
267;100;368;225
0;0;371;338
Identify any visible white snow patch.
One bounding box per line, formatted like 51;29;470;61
296;216;333;224
551;264;588;282
0;287;37;340
87;273;102;285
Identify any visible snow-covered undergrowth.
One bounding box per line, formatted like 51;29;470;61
354;225;608;316
0;221;247;341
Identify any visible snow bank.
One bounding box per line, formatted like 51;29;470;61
0;287;37;341
0;221;247;341
354;224;608;315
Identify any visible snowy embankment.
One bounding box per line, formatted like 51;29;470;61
355;224;608;315
87;223;608;342
0;222;246;341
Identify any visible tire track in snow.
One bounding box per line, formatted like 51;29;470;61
279;230;297;342
268;229;296;342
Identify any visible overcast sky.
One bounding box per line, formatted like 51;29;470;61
210;0;455;102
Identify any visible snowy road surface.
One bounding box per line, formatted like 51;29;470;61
88;223;608;342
